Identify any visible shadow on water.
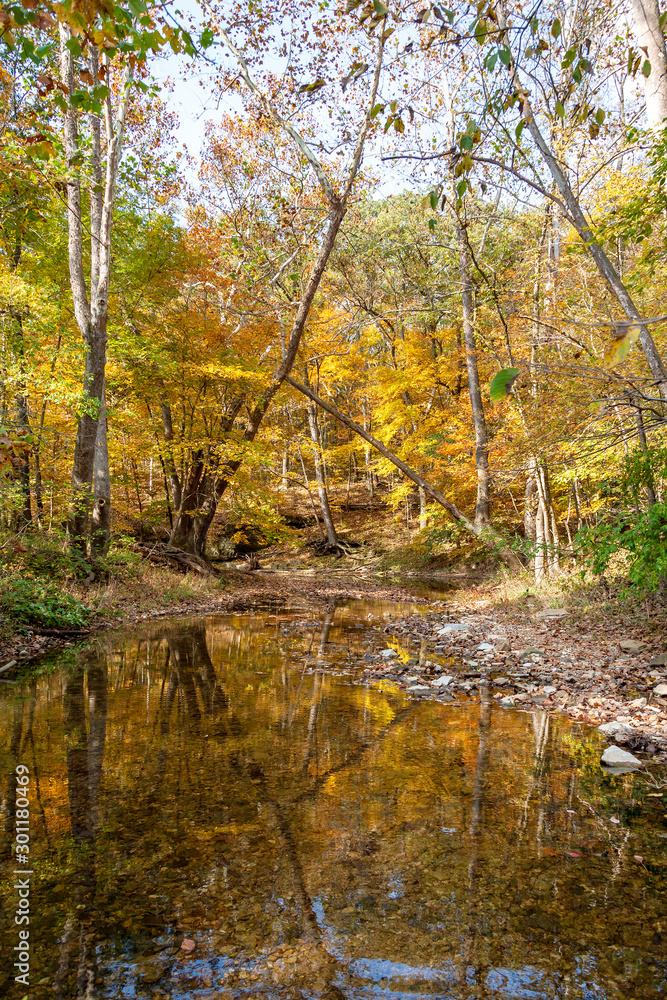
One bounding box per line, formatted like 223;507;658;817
0;601;666;999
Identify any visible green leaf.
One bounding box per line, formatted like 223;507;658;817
555;101;565;119
515;119;524;140
456;178;468;198
489;367;520;402
461;134;473;151
551;18;561;38
498;46;511;67
370;103;385;119
595;108;605;125
65;37;83;57
643;58;652;77
372;0;389;13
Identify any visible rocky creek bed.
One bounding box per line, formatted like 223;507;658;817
345;602;667;760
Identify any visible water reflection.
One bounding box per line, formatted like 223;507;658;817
0;603;665;999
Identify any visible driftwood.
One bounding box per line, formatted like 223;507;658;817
134;542;217;575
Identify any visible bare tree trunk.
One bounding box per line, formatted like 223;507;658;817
419;485;427;530
631;0;667;127
636;408;658;506
307;403;339;548
12;313;32;529
91;389;111;556
524;471;537;544
534;494;547;583
59;26;133;559
441;69;491;526
160;402;182;512
457;225;491;526
361;397;373;497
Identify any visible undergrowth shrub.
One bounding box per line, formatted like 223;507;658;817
0;578;90;633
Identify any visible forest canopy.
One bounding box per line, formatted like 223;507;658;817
1;0;666;591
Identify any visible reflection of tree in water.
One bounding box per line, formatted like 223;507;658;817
54;653;107;1000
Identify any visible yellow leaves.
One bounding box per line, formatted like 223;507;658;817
602;322;641;369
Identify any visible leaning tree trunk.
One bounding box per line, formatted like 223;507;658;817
307;402;339;548
285;375;524;571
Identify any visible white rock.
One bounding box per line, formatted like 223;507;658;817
599;721;634;738
601;745;643;768
381;648;398;659
629;698;647;708
535;608;568;620
432;675;454;688
542;685;557;696
654;683;667;696
499;696;515;709
477;642;494;651
437;623;470;635
406;685;430;693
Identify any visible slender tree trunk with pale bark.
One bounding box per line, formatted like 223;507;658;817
631;0;667;127
307;402;339;548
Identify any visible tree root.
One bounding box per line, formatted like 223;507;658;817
306;538;362;557
134;542;217;575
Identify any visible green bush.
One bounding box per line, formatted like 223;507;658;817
0;578;90;632
577;444;667;592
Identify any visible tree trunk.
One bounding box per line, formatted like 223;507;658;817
12;314;32;530
307;402;339;547
457;223;491;526
636;408;658;505
161;402;182;513
170;451;205;551
441;69;492;525
631;0;667;127
60;26;133;558
534;494;547;583
524;472;537;544
91;389;111;557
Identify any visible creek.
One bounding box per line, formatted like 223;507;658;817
0;596;665;999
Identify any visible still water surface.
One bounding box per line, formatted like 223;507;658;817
1;598;666;999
